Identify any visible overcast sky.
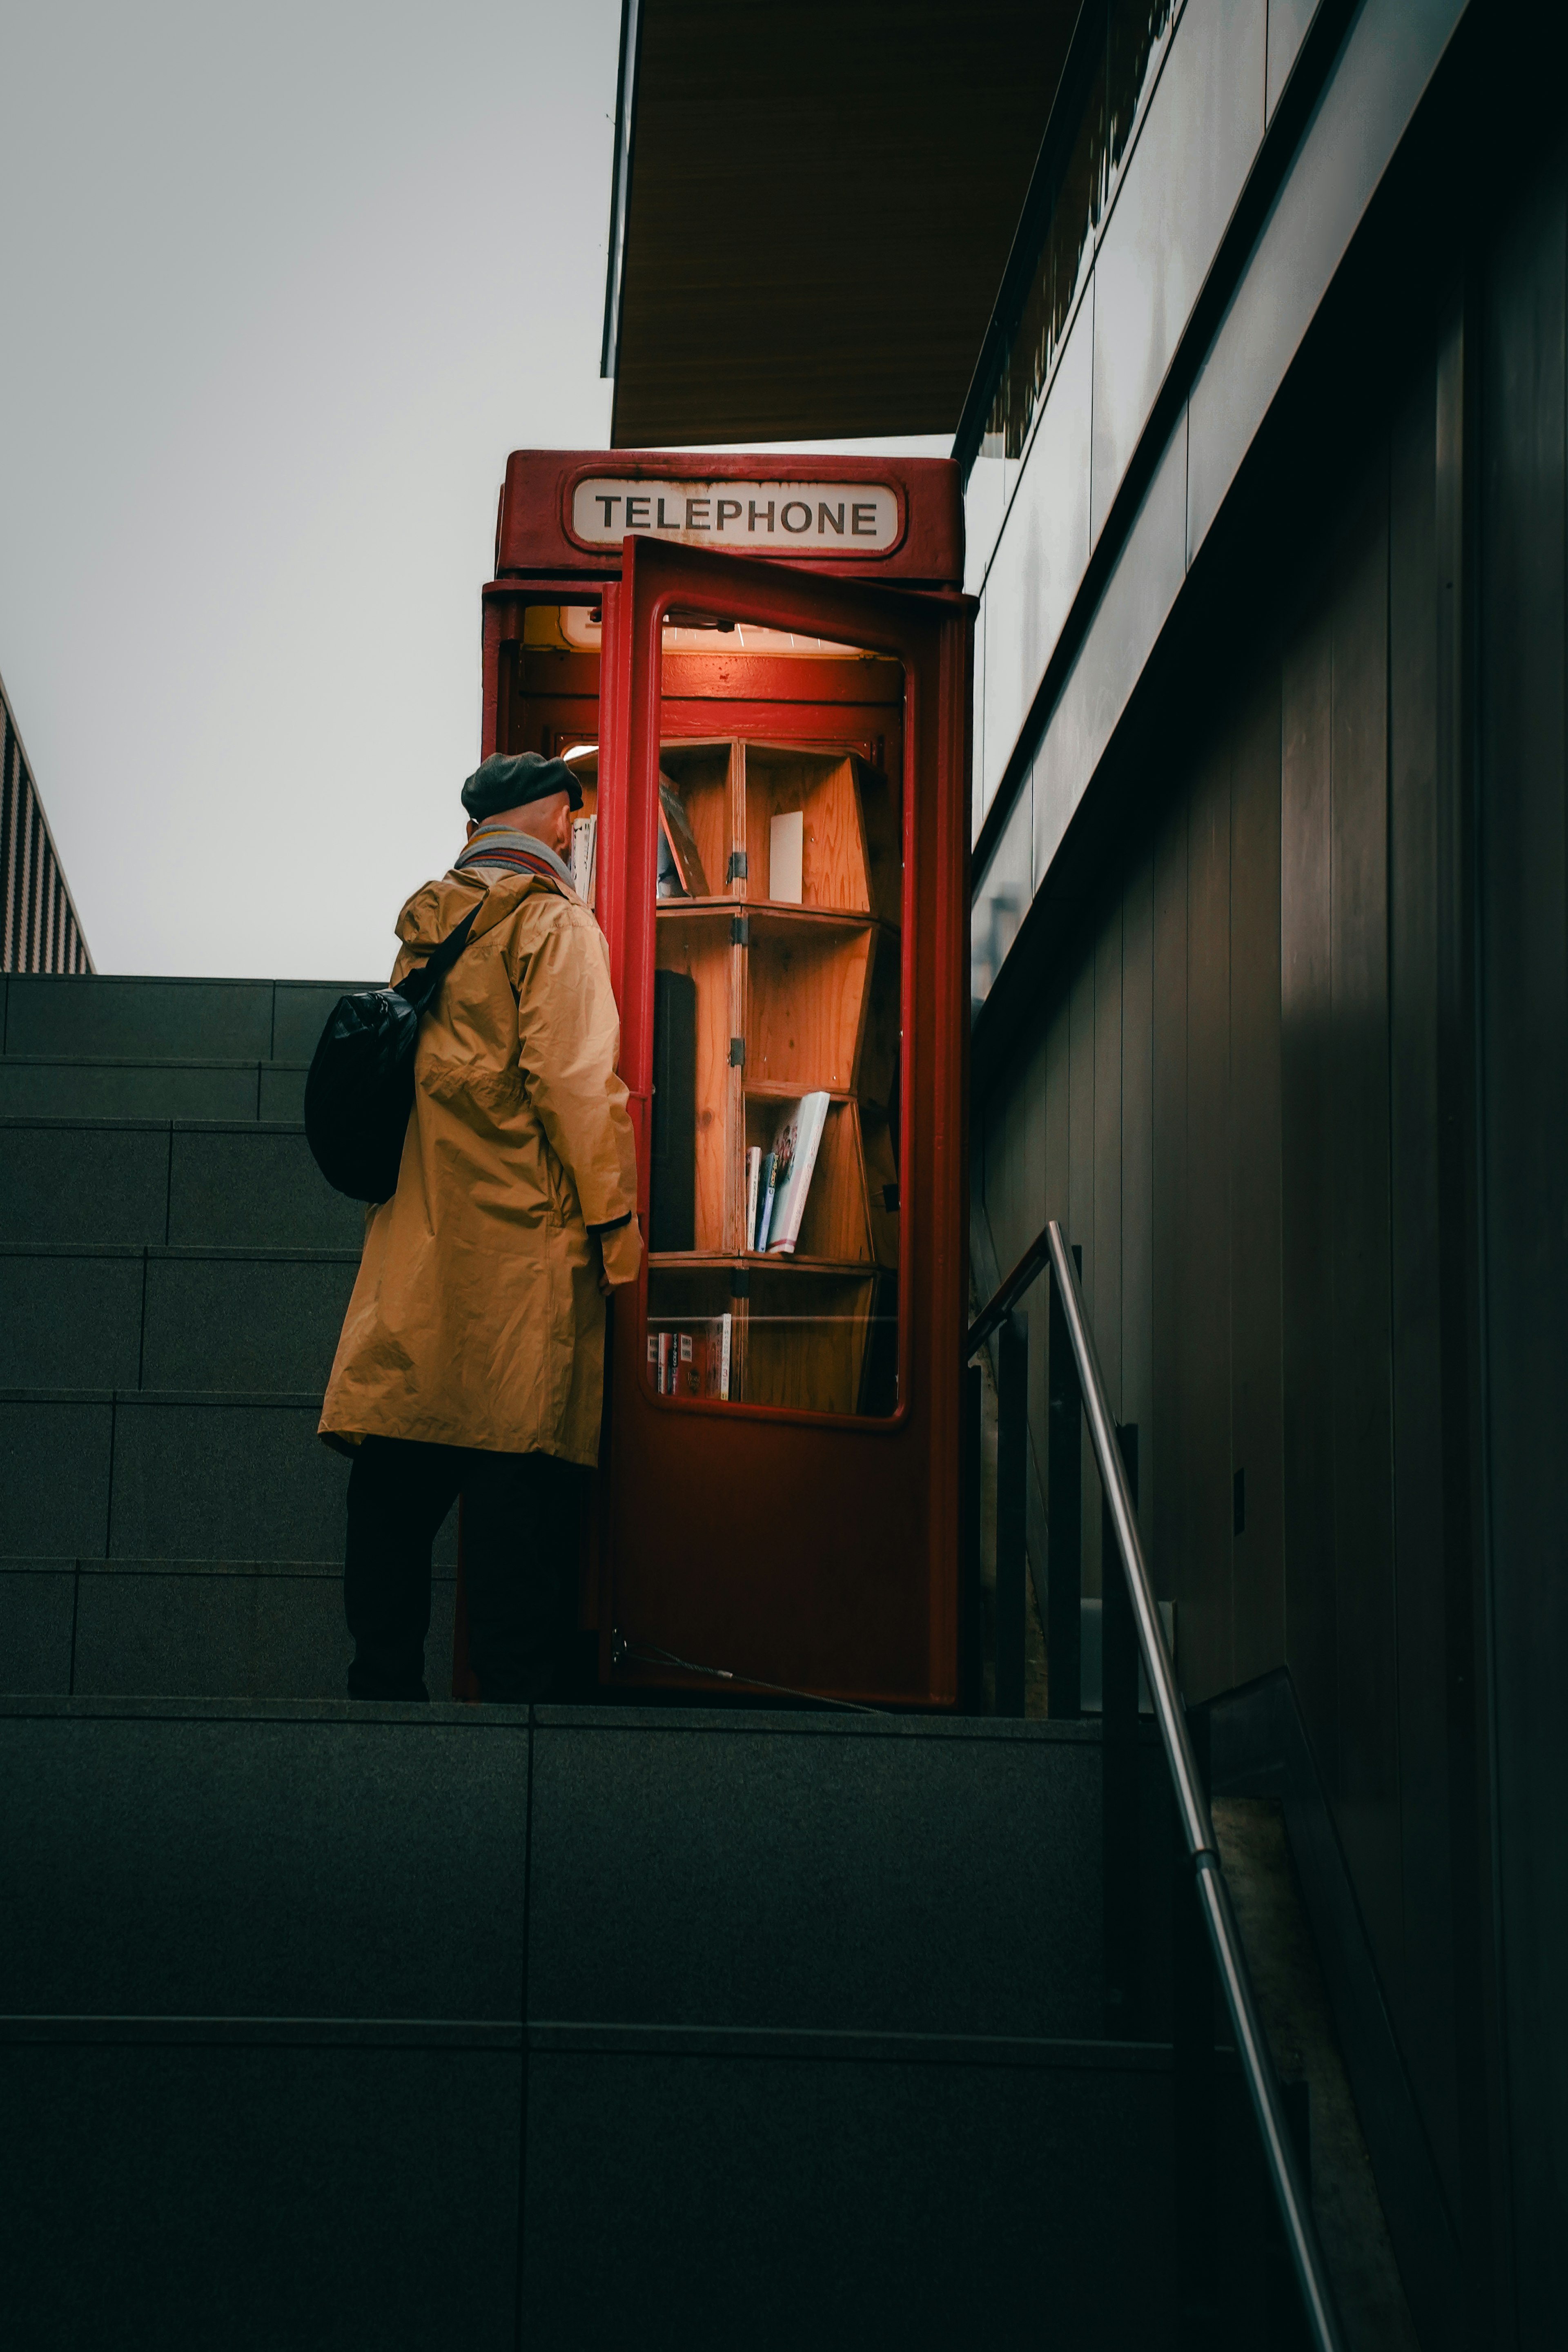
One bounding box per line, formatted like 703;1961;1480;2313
0;2;948;981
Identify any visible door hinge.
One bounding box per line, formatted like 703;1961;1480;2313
729;1036;746;1067
727;849;748;881
730;915;750;947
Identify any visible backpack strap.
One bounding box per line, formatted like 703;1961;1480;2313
393;901;483;1015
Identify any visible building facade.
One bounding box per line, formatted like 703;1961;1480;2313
605;2;1561;2339
2;669;91;974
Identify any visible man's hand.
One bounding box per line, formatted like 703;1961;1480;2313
596;1215;644;1295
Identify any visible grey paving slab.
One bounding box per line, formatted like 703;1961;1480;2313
71;1565;457;1701
0;1057;261;1121
528;1714;1104;2038
140;1251;357;1393
0;1119;171;1245
0;1249;145;1389
108;1396;347;1560
0;1705;529;2015
0;1563;76;1693
3;975;273;1061
0;2041;519;2352
168;1123;365;1247
0;1398;113;1556
271;981;379;1061
521;2045;1172;2350
257;1062;308;1121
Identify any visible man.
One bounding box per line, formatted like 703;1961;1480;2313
319;750;641;1701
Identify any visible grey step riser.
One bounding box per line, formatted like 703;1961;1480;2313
0;1709;1109;2037
0;1564;457;1703
0;1059;307;1122
2;976;374;1064
0;1397;372;1561
0;1706;1226;2344
0;2043;1280;2351
0;1123;366;1248
0;1253;359;1393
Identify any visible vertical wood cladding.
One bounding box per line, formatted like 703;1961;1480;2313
1479;145;1568;2349
974;293;1502;2306
973;125;1568;2352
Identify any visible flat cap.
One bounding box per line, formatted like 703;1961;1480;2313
461;751;583;821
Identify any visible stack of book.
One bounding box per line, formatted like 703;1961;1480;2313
746;1092;831;1255
647;1315;732;1400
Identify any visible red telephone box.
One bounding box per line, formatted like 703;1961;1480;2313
478;452;971;1708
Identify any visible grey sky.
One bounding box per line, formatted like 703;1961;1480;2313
1;3;946;981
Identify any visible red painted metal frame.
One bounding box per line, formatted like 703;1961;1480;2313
598;535;971;1708
495;450;964;589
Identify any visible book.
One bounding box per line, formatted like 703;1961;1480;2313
762;1092;831;1255
569;814;597;906
647;1318;731;1401
659;776;710;896
769;809;804;902
744;1146;762;1253
649;968;697;1252
754;1148;778;1251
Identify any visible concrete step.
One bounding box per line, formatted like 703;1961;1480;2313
0;1558;457;1700
0;1246;359;1392
0;1118;367;1248
0;1389;361;1560
0;1054;310;1121
1;973;373;1063
0;1699;1256;2348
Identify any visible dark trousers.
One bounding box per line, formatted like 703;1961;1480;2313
344;1434;584;1702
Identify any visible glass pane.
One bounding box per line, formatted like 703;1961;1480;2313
645;623;904;1419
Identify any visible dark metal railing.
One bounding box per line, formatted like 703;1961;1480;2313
965;1218;1345;2352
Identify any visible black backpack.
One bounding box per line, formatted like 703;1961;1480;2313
303;903;482;1202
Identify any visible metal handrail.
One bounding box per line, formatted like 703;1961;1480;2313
1038;1222;1345;2352
967;1224;1053;1356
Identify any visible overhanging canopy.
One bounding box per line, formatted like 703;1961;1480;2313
605;0;1076;447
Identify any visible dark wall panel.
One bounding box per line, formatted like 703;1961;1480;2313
1480;145;1568;2350
1121;849;1156;1551
1182;737;1236;1700
1327;479;1403;2006
1229;674;1286;1687
1388;342;1463;2216
1151;801;1189;1625
1280;599;1339;1775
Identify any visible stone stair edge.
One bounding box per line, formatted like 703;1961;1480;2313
0;1242;360;1262
0;1387;327;1408
0;1116;309;1132
0;1691;1103;1742
0;1556;365;1577
0;1053;311;1070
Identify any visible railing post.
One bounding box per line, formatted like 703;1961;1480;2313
1047;1250;1082;1717
995;1312;1027;1717
1174;1705;1222;2348
1103;1421;1140;2035
961;1362;983;1713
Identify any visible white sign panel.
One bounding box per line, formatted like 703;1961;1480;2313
571;477;899;555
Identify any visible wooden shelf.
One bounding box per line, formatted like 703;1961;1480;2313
648;1251;883;1276
653;898;897;937
648;732;903;1413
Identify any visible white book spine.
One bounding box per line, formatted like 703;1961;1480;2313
767;1091;831;1254
745;1146;762;1251
719;1311;731;1401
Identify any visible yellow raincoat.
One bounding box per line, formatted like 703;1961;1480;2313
319;864;640;1465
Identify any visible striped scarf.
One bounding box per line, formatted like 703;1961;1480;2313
454;821;572;888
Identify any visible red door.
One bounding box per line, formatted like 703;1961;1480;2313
596;534;971;1708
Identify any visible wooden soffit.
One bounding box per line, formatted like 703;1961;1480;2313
606;0;1076;447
